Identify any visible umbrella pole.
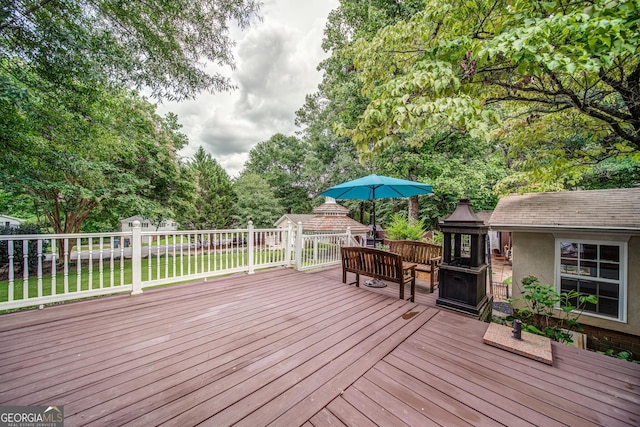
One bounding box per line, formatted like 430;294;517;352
372;188;376;245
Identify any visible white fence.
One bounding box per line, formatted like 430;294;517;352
0;221;362;310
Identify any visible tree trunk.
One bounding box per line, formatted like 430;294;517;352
408;195;419;223
41;194;97;261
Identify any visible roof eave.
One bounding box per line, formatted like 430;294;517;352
489;223;640;236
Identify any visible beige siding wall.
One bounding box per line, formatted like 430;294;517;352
511;232;639;336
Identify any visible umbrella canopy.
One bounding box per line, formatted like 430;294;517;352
318;174;433;200
317;174;433;239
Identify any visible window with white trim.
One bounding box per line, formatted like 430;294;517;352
556;239;626;322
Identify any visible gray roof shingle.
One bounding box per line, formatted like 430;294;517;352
489;188;640;231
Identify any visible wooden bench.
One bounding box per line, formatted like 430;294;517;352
341;246;416;302
388;240;442;293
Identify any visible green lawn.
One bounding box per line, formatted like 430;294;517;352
0;248;292;304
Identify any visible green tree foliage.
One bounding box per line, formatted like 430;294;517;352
0;190;39;224
343;0;640;181
243;133;312;214
373;133;506;229
577;157;640;190
185;146;235;229
0;0;261;100
232;172;284;228
0;66;193;236
297;0;428;216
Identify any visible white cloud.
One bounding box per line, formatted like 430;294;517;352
158;0;339;177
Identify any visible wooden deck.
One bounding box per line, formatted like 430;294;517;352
0;266;638;426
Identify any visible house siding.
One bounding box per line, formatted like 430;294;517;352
0;215;23;228
511;231;639;337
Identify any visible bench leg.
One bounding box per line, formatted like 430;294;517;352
410;277;416;302
399;281;404;300
355;273;360;287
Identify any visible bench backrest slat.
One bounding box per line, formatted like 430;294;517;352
341;246;404;282
388;239;442;264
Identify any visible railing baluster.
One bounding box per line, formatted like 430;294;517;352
76;237;82;292
88;237;93;290
119;237;124;286
147;235;152;282
213;232;218;272
165;234;169;279
110;237;115;288
206;232;211;273
99;237;104;289
51;239;56;296
200;232;205;273
64;239;69;294
180;234;184;277
156;236;161;281
22;239;29;300
172;233;177;278
187;233;192;276
37;239;43;298
8;240;14;302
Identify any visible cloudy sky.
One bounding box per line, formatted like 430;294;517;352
157;0;339;177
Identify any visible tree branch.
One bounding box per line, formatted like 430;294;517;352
0;0;56;32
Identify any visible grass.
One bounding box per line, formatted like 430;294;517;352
0;248;293;304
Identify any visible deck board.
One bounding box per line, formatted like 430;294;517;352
0;265;638;427
325;397;378;427
418;313;640;420
308;408;346;427
338;387;408;427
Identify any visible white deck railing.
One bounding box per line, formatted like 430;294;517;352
0;222;362;310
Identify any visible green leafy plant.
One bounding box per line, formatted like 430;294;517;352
385;213;426;241
509;276;597;345
598;349;638;363
375;243;390;251
427;230;443;245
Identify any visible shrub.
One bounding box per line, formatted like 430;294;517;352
427;230;443;245
598;349;638;363
509;276;597;345
0;224;49;275
385;213;426;241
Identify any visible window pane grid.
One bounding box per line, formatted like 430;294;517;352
558;241;623;320
560;242;619;280
560;277;619;317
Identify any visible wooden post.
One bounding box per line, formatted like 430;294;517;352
131;221;143;295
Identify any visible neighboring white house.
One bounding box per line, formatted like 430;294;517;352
120;216;178;244
0;214;24;228
274;214;316;230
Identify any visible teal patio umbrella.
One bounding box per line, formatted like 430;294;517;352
317;174;434;237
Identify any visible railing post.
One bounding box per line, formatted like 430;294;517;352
346;227;352;246
295;222;303;271
131;221;143;295
285;221;292;268
313;236;319;261
247;221;255;274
